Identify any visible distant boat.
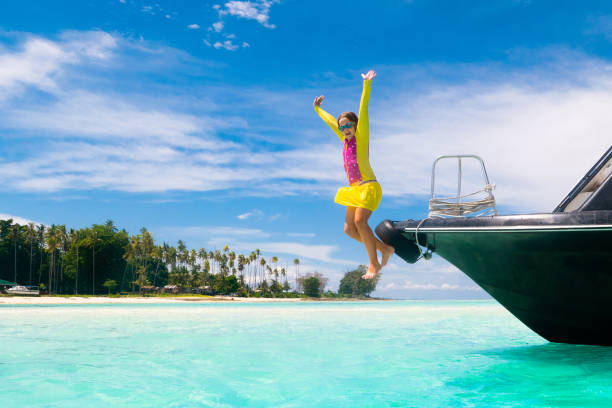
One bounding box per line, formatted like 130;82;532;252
6;285;40;296
376;147;612;346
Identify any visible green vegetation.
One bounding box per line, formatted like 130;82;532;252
0;218;305;297
0;219;386;300
303;277;321;297
296;271;335;298
103;279;118;295
338;265;381;297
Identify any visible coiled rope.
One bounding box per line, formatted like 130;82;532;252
428;184;497;218
413;184;497;262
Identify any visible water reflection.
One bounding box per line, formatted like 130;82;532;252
447;343;612;406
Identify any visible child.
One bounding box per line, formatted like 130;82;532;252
314;70;394;279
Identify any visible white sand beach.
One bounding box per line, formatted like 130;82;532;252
0;296;307;305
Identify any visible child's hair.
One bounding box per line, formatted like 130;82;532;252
337;111;358;127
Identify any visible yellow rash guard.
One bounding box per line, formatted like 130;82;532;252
315;79;382;211
315;79;376;186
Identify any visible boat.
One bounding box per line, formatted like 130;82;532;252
6;285;40;296
375;147;612;346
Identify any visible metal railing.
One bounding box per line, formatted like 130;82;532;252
429;154;497;217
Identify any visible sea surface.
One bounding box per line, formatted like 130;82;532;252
1;301;611;407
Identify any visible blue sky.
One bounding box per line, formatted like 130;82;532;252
1;0;611;299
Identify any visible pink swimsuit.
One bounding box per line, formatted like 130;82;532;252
343;137;362;185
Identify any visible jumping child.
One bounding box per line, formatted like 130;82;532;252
314;70;394;279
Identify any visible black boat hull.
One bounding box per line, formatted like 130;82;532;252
375;211;612;345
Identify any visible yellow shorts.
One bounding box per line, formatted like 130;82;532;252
334;181;382;212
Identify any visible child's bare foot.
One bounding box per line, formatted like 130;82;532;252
362;263;381;280
380;245;394;267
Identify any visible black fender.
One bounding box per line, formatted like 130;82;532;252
375;219;421;264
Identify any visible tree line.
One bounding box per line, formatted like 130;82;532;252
0;218;380;297
0;219;303;296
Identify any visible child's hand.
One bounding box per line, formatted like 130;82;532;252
361;70;376;81
313;95;325;107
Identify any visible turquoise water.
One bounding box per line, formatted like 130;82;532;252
1;301;611;407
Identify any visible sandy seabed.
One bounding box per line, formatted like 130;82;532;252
0;296;306;305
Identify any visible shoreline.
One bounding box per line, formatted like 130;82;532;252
0;295;389;305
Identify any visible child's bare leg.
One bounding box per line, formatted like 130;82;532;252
344;207;361;241
354;208;381;279
379;240;394;267
345;207;394;266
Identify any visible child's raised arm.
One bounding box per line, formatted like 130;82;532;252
357;70;376;140
314;94;345;141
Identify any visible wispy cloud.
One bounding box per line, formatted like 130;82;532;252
237;209;264;220
213;40;238;51
2;31;610;214
229;241;351;265
204;1;279;51
211;21;224;32
374;256;485;298
0;30;116;100
372;62;612;211
155;225;352;265
218;1;279;29
187;24;200;30
0;213;43;226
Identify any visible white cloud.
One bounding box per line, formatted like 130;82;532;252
155;226;352;265
5;92;212;147
0;31;116;99
188;24;200;29
0;213;43;226
213;40;238;51
218;0;278;29
2;31;610;213
372;63;612;212
231;241;351;265
159;225;270;241
242;42;250;48
237;209;264;220
211;21;224;32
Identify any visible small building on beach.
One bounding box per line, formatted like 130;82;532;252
0;279;17;293
162;285;180;294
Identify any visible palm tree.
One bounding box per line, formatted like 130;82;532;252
177;240;188;270
57;225;67;294
198;248;207;272
151;245;162;287
87;230;102;295
293;258;300;292
281;267;287;290
46;225;58;293
28;222;35;285
259;257;267;287
72;229;80;294
10;224;20;283
37;225;45;287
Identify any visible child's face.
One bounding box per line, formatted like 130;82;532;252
338;118;356;139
